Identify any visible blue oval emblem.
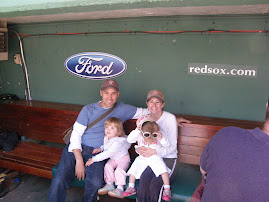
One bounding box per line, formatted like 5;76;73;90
64;52;127;80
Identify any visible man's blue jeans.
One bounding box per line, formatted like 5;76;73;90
48;145;105;202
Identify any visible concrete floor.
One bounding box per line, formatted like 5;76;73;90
0;171;135;202
0;172;82;202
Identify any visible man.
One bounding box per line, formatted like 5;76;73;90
48;79;190;202
200;100;269;201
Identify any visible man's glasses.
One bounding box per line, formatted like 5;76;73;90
142;132;158;138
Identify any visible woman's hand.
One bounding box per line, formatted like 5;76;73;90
137;146;157;157
177;117;191;127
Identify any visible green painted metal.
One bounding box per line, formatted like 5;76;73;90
0;16;268;121
1;0;269;18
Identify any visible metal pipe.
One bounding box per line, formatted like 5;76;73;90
9;29;32;100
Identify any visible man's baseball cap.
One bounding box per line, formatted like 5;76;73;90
101;79;119;91
146;90;164;102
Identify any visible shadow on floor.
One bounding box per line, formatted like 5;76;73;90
0;172;84;202
0;171;135;202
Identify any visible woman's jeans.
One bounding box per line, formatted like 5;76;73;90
48;145;105;202
136;158;178;202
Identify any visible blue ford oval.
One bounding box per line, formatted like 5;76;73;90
64;52;127;80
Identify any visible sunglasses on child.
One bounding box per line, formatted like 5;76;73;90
142;132;158;138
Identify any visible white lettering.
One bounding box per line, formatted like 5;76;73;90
231;69;236;75
237;69;244;76
220;69;226;74
189;67;195;72
194;67;200;73
75;57;114;75
213;68;219;74
245;70;256;76
188;63;257;78
102;62;114;74
201;65;207;73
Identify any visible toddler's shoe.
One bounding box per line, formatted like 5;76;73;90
122;187;136;197
98;183;115;195
162;188;171;201
108;188;124;199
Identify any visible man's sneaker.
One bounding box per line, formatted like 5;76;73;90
98;184;115;195
108;188;124;199
122;187;136;197
162;188;171;201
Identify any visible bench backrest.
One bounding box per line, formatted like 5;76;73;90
0;100;82;143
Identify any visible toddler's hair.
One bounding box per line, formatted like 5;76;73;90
104;117;125;137
141;121;160;132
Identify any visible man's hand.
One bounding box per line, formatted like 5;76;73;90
137;146;157;157
92;148;101;154
85;158;94;167
73;149;85;181
177;117;191;127
75;160;85;181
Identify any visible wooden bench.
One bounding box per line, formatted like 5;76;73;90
0;100;263;201
0;100;82;179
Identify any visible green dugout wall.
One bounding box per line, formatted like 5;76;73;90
0;15;268;121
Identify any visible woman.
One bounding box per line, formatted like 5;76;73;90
136;90;190;202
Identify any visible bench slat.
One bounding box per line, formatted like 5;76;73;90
179;136;210;148
1;143;62;163
179;145;205;156
0;159;53;179
179;124;223;138
179;154;200;165
1;154;58;170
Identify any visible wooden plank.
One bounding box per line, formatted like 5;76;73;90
2;100;83;112
1;142;62;165
178;145;205;156
0;154;58;170
179;124;222;138
178;153;200;165
179;136;210;147
0;159;53;179
0;101;79;143
123;119;136;134
176;114;263;129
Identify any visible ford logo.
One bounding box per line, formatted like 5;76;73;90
64;52;127;80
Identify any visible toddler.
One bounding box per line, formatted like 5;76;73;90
122;115;172;201
86;117;131;199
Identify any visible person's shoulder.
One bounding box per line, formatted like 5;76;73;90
162;111;176;119
116;102;137;110
111;136;128;145
214;126;248;139
83;102;100;110
219;126;247;133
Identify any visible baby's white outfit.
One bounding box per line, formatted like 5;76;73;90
127;128;171;179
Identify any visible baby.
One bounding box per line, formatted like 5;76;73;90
122;115;172;201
